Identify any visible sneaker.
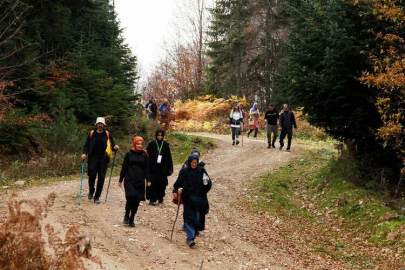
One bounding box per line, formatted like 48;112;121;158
88;193;93;200
272;143;275;148
236;140;240;145
123;216;129;225
232;141;235;146
287;149;291;152
187;239;195;247
129;220;135;227
94;198;100;204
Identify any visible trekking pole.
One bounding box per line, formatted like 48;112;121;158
78;161;85;205
200;260;204;270
105;150;117;203
241;122;244;147
170;195;181;241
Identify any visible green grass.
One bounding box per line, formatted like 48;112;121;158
248;142;405;265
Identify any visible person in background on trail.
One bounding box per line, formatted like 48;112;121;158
146;129;174;205
149;99;158;120
118;136;150;227
82;117;119;204
237;102;246;136
159;102;170;129
134;99;144;118
247;103;260;138
173;154;212;247
145;99;152;119
229;104;243;146
265;104;279;149
279;104;298;152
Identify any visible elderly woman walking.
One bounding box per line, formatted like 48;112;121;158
247;103;260;138
118;136;150;227
173;154;212;247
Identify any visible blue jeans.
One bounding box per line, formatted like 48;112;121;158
184;203;200;242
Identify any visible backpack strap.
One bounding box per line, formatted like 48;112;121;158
90;130;94;138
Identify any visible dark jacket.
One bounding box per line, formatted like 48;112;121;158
173;165;211;208
150;103;158;115
146;140;173;175
279;110;297;129
265;109;279;125
82;129;116;163
119;150;149;201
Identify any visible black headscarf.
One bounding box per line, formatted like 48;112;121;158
155;129;165;141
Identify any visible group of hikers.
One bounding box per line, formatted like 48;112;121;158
81;117;211;247
229;103;298;151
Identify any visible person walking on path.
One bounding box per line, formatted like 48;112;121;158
279;104;298;152
82;117;119;204
145;99;152;119
247;103;260;138
149;99;158;120
118;136;150;227
134;99;144;118
173;154;212;247
146;129;174;205
265;104;279;148
229;104;243;146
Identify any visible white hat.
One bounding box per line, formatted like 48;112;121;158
95;117;106;126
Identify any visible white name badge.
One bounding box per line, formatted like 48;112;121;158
157;155;162;163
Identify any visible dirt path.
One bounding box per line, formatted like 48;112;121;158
1;133;304;269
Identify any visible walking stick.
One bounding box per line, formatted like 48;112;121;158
170;195;181;241
241;122;244;147
105;151;117;203
78;161;85;205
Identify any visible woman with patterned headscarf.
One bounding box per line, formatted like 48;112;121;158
173;154;212;247
247;102;260;138
118;136;150;227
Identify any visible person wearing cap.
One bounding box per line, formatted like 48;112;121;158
118;136;150;227
279;104;298;152
173;154;212;247
264;104;279;148
146;129;173;205
82;117;119;204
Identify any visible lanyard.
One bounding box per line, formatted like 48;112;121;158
156;140;164;155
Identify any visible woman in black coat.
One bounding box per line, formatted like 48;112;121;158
146;129;173;205
118;136;150;227
173;154;212;247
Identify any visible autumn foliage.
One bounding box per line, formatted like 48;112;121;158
358;0;405;175
0;193;100;269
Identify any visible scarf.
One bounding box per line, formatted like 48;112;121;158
132;136;149;157
251;103;258;113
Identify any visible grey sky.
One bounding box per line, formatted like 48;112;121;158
115;0;177;75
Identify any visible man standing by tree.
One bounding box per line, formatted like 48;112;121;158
279;104;297;152
82;117;119;204
265;104;279;148
134;99;144;118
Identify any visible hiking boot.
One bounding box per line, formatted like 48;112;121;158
187;239;195;247
236;140;240;145
232;141;235;146
158;198;164;204
94;198;100;204
272;143;275;148
88;193;93;200
123;216;129;225
267;144;271;148
128;220;135;227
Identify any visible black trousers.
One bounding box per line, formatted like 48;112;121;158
88;155;108;199
125;198;140;222
247;128;258;138
279;128;293;149
147;171;168;203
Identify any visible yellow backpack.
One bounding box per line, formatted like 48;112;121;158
90;130;113;159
